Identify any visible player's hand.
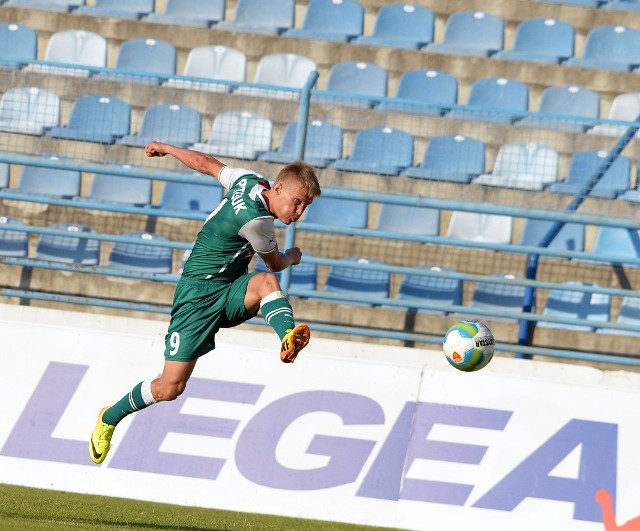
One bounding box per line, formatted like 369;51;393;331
145;141;168;158
284;247;302;266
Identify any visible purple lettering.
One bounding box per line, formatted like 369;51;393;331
109;378;263;479
1;362;88;464
473;419;617;522
236;391;383;490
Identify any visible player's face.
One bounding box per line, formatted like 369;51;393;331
276;180;311;225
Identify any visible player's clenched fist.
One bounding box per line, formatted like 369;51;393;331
145;141;168;157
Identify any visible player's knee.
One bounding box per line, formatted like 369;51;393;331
256;272;281;292
154;380;187;401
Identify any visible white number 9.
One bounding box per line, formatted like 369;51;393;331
169;332;180;356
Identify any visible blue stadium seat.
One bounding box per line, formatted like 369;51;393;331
0;216;29;257
254;257;318;291
99;38;177;82
353;4;434;50
603;0;640;11
215;0;294;34
589;92;640;138
118;104;201;148
517;85;600;133
494;18;575;64
259;120;343;168
320;61;387;105
6;0;84;12
304;196;368;228
402;135;485;183
144;0;225;27
28;29;106;77
566;25;640;72
85;171;152;206
285;0;364;42
519;218;585;252
379;69;458;115
448;77;529;124
191;111;272;160
35;223;100;265
165;45;246;92
548;151;631;199
425;11;504;57
108;232;173;273
14;160;81;198
396;266;462;315
332;127;413;176
474;143;558;191
531;0;600;7
0;87;60;135
235;53;316;98
156;180;224;212
76;0;154;19
588;226;640;266
539;282;610;331
46;96;131;144
0;23;37;67
375;203;440;236
446;212;512;244
324;257;390;304
470;274;527;321
596;296;640;337
0;162;8;188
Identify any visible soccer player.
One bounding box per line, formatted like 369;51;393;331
89;141;321;464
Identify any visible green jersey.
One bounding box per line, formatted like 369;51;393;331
181;167;276;283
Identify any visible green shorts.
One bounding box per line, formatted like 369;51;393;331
164;272;258;362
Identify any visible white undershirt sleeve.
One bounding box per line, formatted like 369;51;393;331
239;217;277;254
219;166;264;189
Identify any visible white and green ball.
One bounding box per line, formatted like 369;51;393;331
443;320;495;372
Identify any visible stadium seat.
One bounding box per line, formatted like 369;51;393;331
519;218;585;252
531;0;600;7
474;143;558;191
402;135;485;183
0;87;60;135
447;77;529;124
144;0;225;27
27;29;106;77
470;273;527;321
566;25;640;71
379;69;458;115
320;61;387;106
84;171;152;206
539;282;610;331
396;265;462;315
425;11;504;57
0;23;37;67
603;0;640;11
6;0;84;12
76;0;154;19
547;151;631;199
215;0;294;34
108;232;173;273
156;180;224;212
589;92;640;138
284;0;364;42
35;223;100;265
254;257;318;291
587;226;640;266
494;18;575;64
304;196;368;228
596;296;640;337
117;104;201;148
517;85;600;133
446;212;512;244
374;203;440;236
353;4;434;50
191;112;272;160
235;53;317;99
14;160;81;198
164;45;246;92
0;216;29;257
46;96;131;144
99;38;176;82
324;257;390;304
259;120;343;168
0;162;8;188
332;127;413;176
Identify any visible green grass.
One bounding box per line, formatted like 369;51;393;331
0;484;403;531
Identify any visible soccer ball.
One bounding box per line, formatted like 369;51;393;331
443;320;495;372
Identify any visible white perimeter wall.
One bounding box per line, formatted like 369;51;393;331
0;303;638;530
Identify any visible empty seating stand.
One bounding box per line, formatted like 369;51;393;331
0;23;37;67
144;0;226;27
118;104;201;148
495;18;575;64
353;4;434;50
285;0;364;42
425;11;504;57
215;0;294;34
0;87;60;135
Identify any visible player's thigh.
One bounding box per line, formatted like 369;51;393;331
160;359;196;387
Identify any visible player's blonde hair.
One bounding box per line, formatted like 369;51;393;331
276;161;322;200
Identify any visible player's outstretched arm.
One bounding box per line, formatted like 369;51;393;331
261;246;302;273
145;141;225;180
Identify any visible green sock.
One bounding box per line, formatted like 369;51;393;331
261;291;295;340
102;380;156;426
